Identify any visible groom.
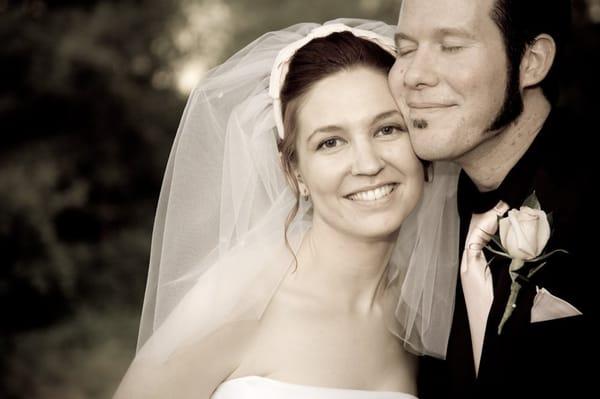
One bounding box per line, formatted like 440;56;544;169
389;0;593;397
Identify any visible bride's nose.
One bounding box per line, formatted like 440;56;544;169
351;140;384;176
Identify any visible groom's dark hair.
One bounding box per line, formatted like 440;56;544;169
490;0;572;105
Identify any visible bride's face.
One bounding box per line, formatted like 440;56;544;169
294;66;424;240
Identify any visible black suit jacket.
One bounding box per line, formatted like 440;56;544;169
418;110;596;398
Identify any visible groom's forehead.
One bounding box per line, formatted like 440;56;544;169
398;0;496;24
397;0;498;36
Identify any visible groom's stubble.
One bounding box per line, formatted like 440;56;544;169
486;56;524;133
410;56;524;136
412;119;428;129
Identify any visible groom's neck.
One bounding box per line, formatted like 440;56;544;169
460;89;551;193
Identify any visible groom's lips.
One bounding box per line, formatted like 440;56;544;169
407;102;456;110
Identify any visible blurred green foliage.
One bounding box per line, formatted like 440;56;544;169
0;1;598;398
0;1;402;398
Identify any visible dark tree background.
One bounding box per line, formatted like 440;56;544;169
1;0;598;397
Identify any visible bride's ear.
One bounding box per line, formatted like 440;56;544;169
294;169;310;199
520;33;556;89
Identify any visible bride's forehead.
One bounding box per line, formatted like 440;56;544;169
300;67;392;106
294;68;396;134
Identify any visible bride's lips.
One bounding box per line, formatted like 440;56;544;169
344;183;399;202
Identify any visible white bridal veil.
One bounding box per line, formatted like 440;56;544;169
135;19;460;362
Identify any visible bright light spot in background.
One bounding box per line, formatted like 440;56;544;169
170;0;233;95
588;0;600;23
176;57;208;94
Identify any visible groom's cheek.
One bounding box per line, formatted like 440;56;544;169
388;62;405;104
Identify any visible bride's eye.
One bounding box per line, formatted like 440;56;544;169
317;137;345;150
375;125;404;137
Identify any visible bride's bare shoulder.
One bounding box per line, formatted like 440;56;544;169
113;320;258;399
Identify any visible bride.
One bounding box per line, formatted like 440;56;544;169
114;19;460;399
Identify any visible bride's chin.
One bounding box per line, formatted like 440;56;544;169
347;217;404;241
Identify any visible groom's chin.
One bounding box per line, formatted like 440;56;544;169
407;127;456;162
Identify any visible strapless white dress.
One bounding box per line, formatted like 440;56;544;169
211;376;418;399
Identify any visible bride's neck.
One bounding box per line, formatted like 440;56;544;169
294;216;397;314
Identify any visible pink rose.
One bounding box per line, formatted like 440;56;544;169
499;206;551;264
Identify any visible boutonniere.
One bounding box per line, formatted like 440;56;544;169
486;192;567;334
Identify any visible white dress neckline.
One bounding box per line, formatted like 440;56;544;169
212;375;418;399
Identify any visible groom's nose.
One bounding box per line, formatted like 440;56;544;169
403;48;439;90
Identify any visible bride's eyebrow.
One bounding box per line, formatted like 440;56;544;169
370;110;402;125
307;110;402;141
308;125;344;141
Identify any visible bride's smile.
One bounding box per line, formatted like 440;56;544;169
345;182;398;202
292;66;424;240
115;22;460;399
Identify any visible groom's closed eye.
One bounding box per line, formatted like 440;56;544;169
441;45;464;53
397;44;417;57
395;40;417;57
394;32;417;55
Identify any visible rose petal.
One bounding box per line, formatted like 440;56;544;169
516;206;539;221
507;210;536;259
516;212;539;254
499;217;510;248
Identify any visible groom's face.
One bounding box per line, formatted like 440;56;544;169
389;0;512;162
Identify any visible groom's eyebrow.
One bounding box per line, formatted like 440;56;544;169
394;31;416;45
436;27;477;40
394;28;476;45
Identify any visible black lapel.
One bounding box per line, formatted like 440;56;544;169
476;111;555;379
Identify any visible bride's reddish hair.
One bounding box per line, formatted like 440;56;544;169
276;31;396;257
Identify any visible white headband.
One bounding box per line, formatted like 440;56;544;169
268;23;397;140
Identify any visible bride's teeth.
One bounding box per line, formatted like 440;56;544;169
349;184;395;201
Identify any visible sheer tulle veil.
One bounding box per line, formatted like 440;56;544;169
135;18;460;362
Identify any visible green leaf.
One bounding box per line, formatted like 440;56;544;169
522;191;541;210
527;262;547;278
531;248;569;263
489;234;506;251
485;245;513;259
485;256;496;269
